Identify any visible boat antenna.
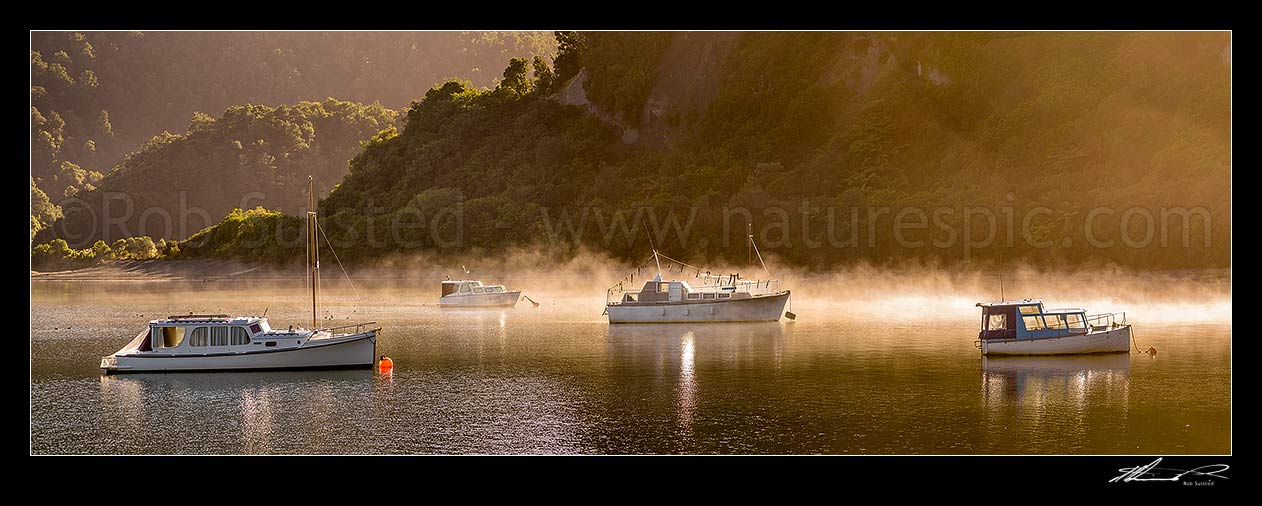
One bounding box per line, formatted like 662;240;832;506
998;253;1005;302
747;221;753;267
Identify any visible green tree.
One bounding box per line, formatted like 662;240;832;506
553;31;585;83
92;239;112;259
498;57;532;97
532;55;556;94
30;178;62;239
96;110;113;137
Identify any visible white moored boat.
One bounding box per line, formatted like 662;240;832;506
975;299;1131;355
439;280;521;308
605;247;792;324
99;315;377;373
100;176;380;373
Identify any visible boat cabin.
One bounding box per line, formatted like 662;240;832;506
977;299;1090;340
617;278;750;305
129;314;278;353
441;280;509;297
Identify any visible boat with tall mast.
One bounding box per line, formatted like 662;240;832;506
604;229;792;323
99;177;379;373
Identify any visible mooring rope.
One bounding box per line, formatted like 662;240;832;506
316;219;362;301
1130;326;1157;355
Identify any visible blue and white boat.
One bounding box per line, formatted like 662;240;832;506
975;299;1131;355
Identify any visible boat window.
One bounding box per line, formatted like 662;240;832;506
473;287;484;294
718;293;731;299
211;326;230;346
231;327;250;345
495;287;505;292
188;327;208;347
687;293;700;300
702;293;716;300
250;323;262;334
658;283;670;293
460;284;471;293
1022;315;1047;331
1019;305;1041;315
160;326;187;348
987;314;1008;331
1066;313;1086;329
1045;314;1068;330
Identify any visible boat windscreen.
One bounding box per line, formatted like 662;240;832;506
124;328;151;352
441;283;458;297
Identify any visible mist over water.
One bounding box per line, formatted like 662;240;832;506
30;264;1229;454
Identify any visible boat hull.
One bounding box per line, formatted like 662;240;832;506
607;291;789;323
101;332;377;374
439;291;521;308
981;325;1131;355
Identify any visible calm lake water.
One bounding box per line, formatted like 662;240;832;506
30;279;1231;454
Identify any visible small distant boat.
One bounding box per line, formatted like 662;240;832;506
605;246;790;324
100;176;379;373
439;280;521;308
975;298;1131;355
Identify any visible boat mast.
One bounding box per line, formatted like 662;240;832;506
646;228;662;278
308;176;319;329
747;221;752;267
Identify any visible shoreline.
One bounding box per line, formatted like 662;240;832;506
30;259;300;282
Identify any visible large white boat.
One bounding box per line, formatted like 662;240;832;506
975;299;1131;355
99;315;377;373
605;248;791;324
100;177;379;374
439;280;521;308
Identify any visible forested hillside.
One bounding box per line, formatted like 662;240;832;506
31;31;555;238
318;32;1231;269
46;99;395;243
33;31;1230;270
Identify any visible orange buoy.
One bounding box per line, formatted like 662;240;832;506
378;355;394;371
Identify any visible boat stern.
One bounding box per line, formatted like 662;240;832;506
99;354;128;374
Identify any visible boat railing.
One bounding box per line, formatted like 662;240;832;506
166;314;231;320
695;277;781;295
1085;312;1127;328
318;321;380;334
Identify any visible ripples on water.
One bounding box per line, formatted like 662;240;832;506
30;281;1230;454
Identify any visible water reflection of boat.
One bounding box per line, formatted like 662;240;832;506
606;321;786;341
981;354;1131;410
99;370;374;453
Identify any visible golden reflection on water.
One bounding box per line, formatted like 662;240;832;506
679;332;696;435
981;354;1131;434
240;388;274;453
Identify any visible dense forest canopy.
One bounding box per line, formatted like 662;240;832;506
31;31;556;236
319;31;1230;269
48;98;397;243
33;31;1231;271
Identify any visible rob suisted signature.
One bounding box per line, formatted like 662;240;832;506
1110;458;1229;483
